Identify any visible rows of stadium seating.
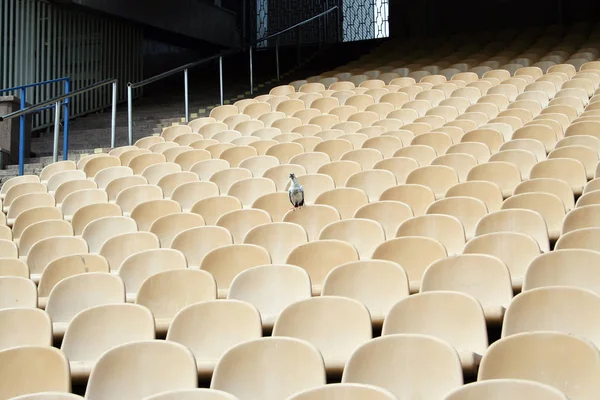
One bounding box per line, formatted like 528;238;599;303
1;24;600;399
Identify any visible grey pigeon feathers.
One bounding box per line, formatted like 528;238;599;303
288;173;305;209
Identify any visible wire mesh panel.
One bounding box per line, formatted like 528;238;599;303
0;0;143;130
344;0;389;41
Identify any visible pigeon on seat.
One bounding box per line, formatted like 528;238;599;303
288;173;304;211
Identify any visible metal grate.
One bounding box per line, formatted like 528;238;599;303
0;0;143;131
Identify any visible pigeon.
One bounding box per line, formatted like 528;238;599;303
288;173;304;210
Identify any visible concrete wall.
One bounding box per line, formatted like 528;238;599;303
70;0;241;48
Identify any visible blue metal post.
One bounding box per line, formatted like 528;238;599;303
19;89;26;176
63;79;70;160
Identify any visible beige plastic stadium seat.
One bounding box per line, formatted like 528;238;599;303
7;193;55;226
562;205;600;234
286;240;359;296
467;162;522;198
475;208;549;252
0;346;71;399
37;254;109;308
228;265;311;331
149;212;205;247
18;220;73;259
201;244;270;298
353;201;413;239
443;379;569;400
273;296;372;374
322;260;409;327
60;189;108;222
0;276;37;309
82;216;137;254
211;337;326;400
478;332;600;400
0;308;51;350
12;206;62;241
503;286;600;348
406;166;459;199
118;248;186;302
40;160;76;184
555;227;600;252
345;170;397;202
502;192;566;240
426;196;487;240
396;214;466;255
191;195;242;225
171;226;232;268
1;175;40;199
524;249;600;295
46;272;125;337
61;304;155;382
27;236;88;281
380;184;436;216
287;383;397;400
383;291;488;373
342;334;463;400
85;340;197;399
167;300;261;378
318;218;385;259
530;158;587;196
99;231;160;272
130;199;181;231
0;258;28;278
71;203;122;236
244;222;307;264
514;178;575;211
283;205;340;242
373;236;447;293
145;388;239;400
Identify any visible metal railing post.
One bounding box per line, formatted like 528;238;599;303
276;38;280;81
127;86;133;146
219;56;224;106
183;69;189;123
63;79;70;160
111;81;117;148
249;47;254;95
18;89;26;176
53;101;60;163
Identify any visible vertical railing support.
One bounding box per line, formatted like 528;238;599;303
111;81;117;148
127;86;133;146
63;79;70;160
276;38;280;82
18;89;26;176
184;69;189;123
249;47;254;95
219;56;224;106
52;101;60;163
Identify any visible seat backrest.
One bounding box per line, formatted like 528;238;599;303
342;334;463;400
200;244;271;298
190;195;243;225
524;249;600;294
396;214;466;255
38;254;109;298
372;237;447;293
0;308;52;351
326;255;405;325
27;236;89;276
273;296;372;373
211;337;326;400
382;291;488;357
171;226;232;268
443;380;569;400
12;206;63;240
118;248;187;297
475;209;549;252
228;265;311;329
243;222;308;264
82;216;138;253
283;205;340;242
318;218;385;259
167;300;262;376
99;231;160;272
0;276;37;309
287;383;397;400
503;286;600;349
149;212;206;247
46;273;125;324
421;254;512;315
0;346;70;399
19;220;73;258
61;304;155;365
86;340;198;400
478;332;600;400
136;269;216;322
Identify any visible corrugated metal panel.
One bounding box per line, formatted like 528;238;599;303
0;0;143;130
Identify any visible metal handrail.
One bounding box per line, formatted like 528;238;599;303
126;6;340;143
0;77;70;176
1;78;118;170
